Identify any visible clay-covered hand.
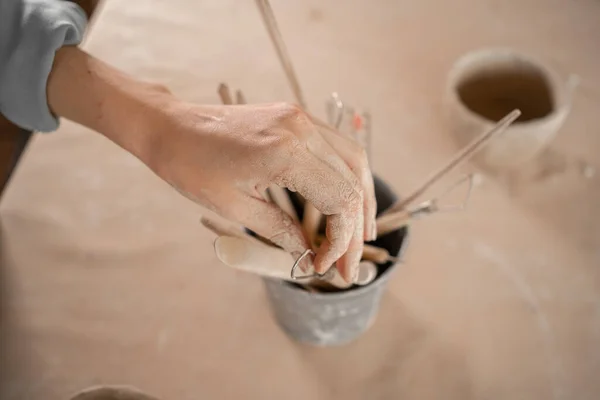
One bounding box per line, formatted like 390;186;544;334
46;47;375;283
146;102;377;282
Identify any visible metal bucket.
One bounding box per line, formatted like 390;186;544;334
262;176;409;346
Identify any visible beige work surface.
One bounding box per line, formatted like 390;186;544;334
2;0;600;399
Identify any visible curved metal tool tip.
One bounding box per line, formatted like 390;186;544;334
291;248;323;280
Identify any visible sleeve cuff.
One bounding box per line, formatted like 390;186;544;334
0;0;88;132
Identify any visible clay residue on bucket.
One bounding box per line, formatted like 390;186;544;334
456;65;554;123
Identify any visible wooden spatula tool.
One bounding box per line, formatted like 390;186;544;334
214;236;378;289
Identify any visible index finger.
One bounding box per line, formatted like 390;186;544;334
276;149;363;278
312;115;377;241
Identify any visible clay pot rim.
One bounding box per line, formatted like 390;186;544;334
445;47;568;128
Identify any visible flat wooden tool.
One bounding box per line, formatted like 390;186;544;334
383;109;522;215
315;235;397;264
266;186;299;221
375;209;411;237
356;261;378;286
214;236;365;289
200;215;262;244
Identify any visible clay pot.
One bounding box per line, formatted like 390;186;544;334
443;48;577;171
69;386;161;400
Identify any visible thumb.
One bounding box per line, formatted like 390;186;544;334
230;195;313;272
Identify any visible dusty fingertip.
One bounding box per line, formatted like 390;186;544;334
313;252;332;275
352;265;360;284
336;258;355;284
342;267;357;285
363;223;370;241
316;261;333;275
364;221;377;242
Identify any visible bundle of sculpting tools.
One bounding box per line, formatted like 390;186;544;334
200;0;522;292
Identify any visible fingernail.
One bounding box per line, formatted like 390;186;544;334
370;223;377;241
320;266;336;280
316;260;333;275
352;268;360;284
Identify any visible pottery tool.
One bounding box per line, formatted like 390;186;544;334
376;174;475;237
327;92;345;129
356;261;378;286
255;0;307;109
266;186;299;221
215;236;358;289
255;0;322;247
302;205;322;247
324;92;372;163
235;89;247;105
314;234;397;264
218;83;234;105
383;109;521;215
215;236;303;281
361;111;373;164
200;215;265;245
362;244;398;264
325;96;336;128
304;260;378;290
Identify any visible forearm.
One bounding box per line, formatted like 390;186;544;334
47;46;175;161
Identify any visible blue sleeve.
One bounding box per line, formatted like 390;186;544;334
0;0;87;132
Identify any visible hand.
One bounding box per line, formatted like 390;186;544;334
146;102;377;282
46;47;376;282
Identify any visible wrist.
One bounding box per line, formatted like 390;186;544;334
105;81;180;163
47;46;179;161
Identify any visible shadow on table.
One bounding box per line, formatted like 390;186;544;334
296;291;474;400
0;220;37;400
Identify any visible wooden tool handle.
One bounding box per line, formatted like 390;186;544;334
235;90;247;105
255;0;307;109
267;186;299;221
375;209;411;237
315;235;394;264
214;236;294;280
200;215;264;246
302;204;322;247
214;236;353;288
218;83;234;105
362;244;394;264
356;261;377;286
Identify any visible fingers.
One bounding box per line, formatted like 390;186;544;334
226;193;313;272
278;149;363;281
311;116;377;241
336;205;364;283
299;130;366;282
314;207;363;283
